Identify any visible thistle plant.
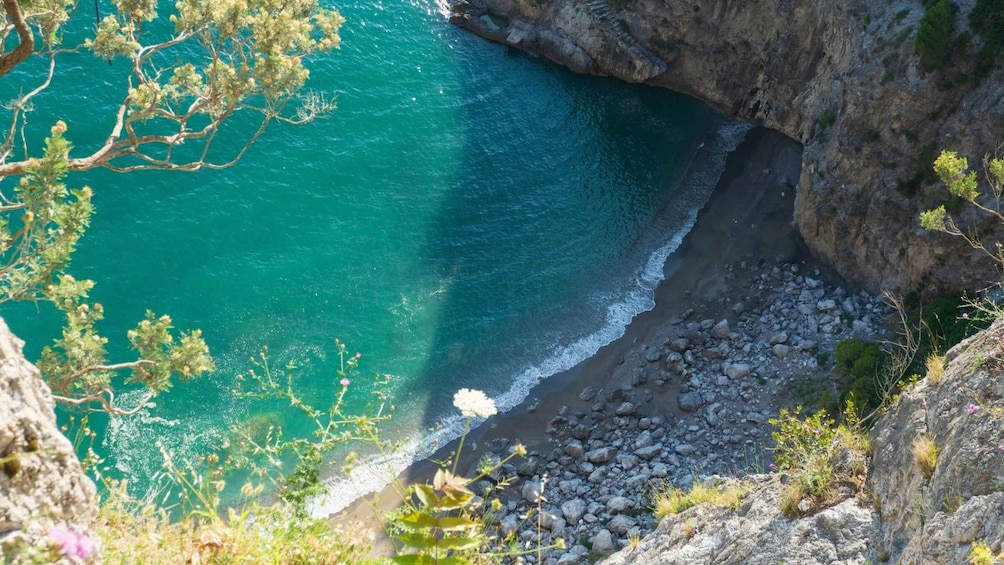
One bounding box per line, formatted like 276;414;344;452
229;339;394;514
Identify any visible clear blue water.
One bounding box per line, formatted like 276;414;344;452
0;0;749;511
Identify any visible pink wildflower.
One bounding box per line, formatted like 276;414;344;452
49;526;95;560
967;403;980;415
340;378;350;387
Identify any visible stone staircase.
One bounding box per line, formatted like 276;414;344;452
580;0;667;77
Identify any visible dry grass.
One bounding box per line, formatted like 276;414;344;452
95;483;369;565
653;480;748;520
779;482;806;519
913;434;939;479
926;354;946;386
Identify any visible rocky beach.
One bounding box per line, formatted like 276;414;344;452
334;126;893;561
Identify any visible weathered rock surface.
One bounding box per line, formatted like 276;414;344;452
868;321;1004;564
600;319;1004;565
0;317;98;562
450;0;1004;293
603;476;877;565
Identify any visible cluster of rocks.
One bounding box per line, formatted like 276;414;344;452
469;260;889;564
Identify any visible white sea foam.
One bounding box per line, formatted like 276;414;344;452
308;120;754;517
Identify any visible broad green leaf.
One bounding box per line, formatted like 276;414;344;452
396;512;439;531
437;491;474;511
395;532;438;549
438;536;482;551
438;516;478;532
391;554;436;565
414;484;438;508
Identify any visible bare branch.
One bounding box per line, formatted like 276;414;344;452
0;0;33;78
52;388;155;416
51;359;156;392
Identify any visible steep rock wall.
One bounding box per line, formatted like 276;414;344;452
0;317;98;562
868;321;1004;563
450;0;1004;292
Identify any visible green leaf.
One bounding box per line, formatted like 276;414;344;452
391;554;436;565
396;512;439;531
438;516;478;532
437;490;474;511
438;536;482;551
920;206;948;231
395;532;438;549
414;484;438;508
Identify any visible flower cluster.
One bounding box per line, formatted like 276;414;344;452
453;388;497;419
967;403;981;415
50;526;96;561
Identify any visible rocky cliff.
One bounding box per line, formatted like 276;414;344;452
0;317;99;562
450;0;1004;293
598;320;1004;564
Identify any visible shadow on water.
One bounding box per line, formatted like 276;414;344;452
397;32;722;483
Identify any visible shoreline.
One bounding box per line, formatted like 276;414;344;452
330;126;875;554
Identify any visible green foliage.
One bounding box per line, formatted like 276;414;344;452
0;124;91;303
771;407;838;474
934;151;979;201
916;0;954;69
230;340;391;515
0;0;348;414
769;406;869;517
968;540;1004;565
96;475;368;564
920;205;948;230
387;403;560;564
818;109;837;130
391;469;487;565
920;149;1004;280
970;0;1004;78
897;142;939;197
912;292;990;354
834;339;886;415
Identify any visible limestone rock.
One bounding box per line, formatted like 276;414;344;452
601;476;875;565
591;529;615;555
561;498;587;525
677;391;703;412
0;317;98;561
586;447;616;464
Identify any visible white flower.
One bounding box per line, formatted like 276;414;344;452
453;388;497;418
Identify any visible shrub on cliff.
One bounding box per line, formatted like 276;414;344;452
916;0;955;69
834;338;886;416
970;0;1004;78
921;150;1004;265
769;407;869;518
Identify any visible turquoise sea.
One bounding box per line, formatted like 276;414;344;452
1;0;750;512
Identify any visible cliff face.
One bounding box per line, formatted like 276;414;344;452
599;320;1004;565
0;317;98;562
450;0;1004;292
